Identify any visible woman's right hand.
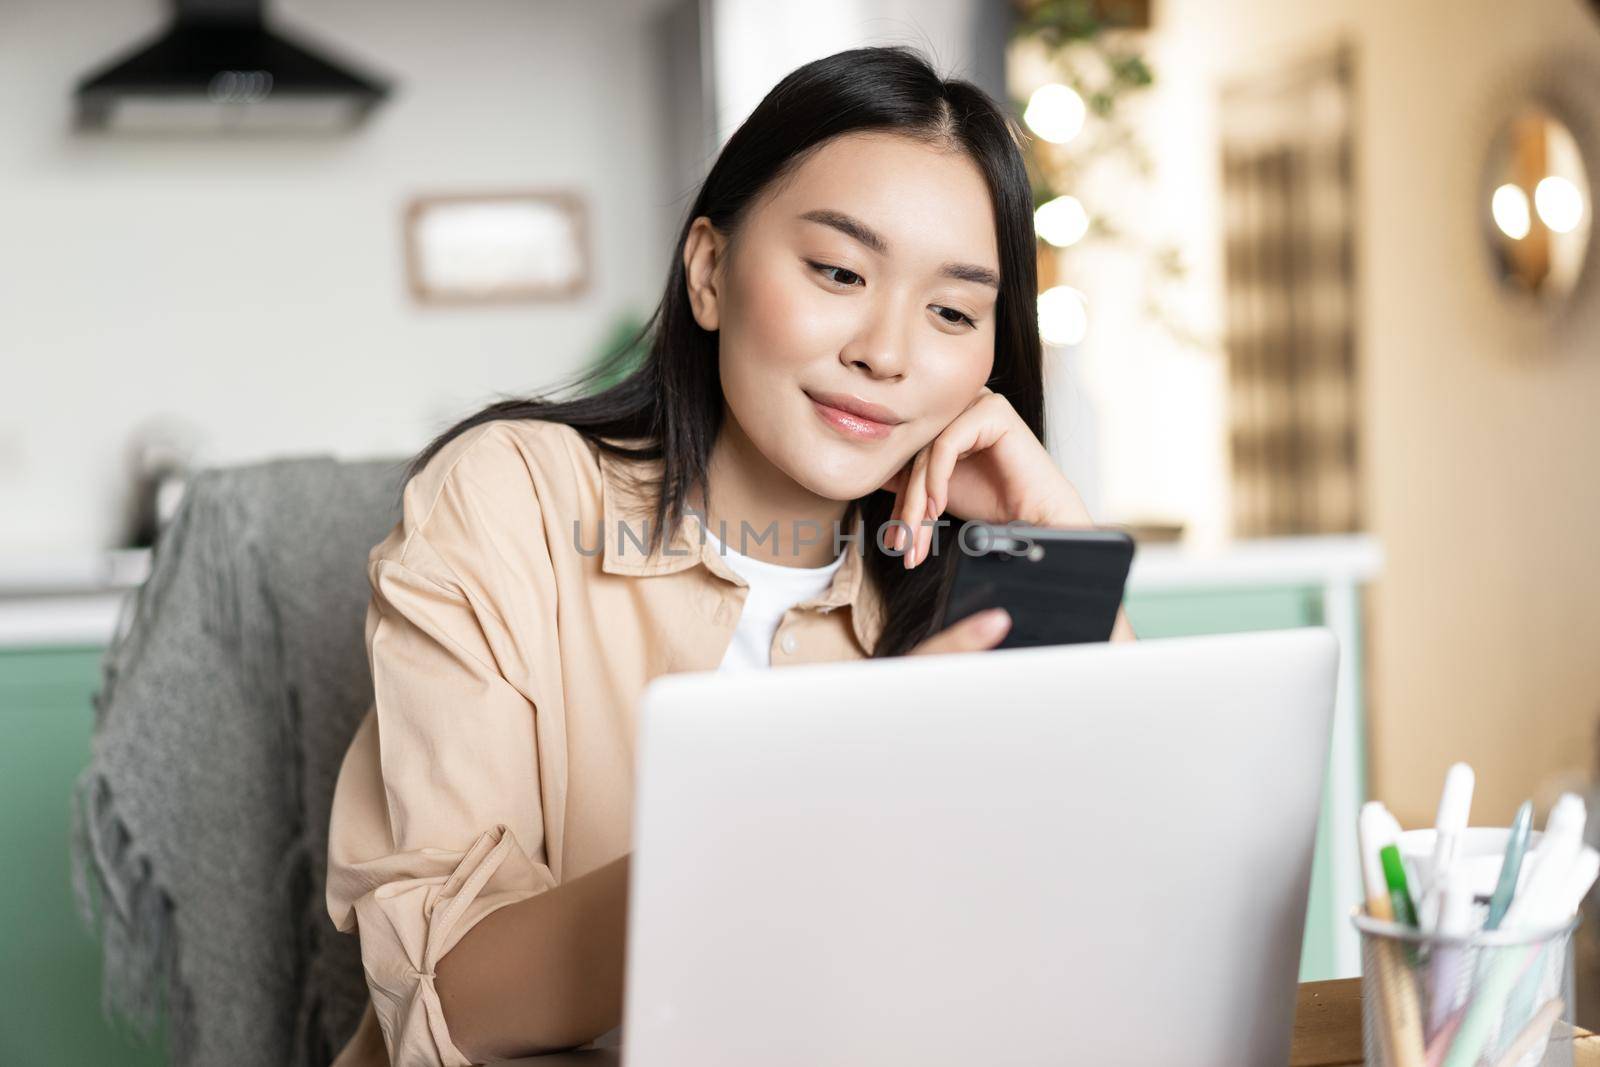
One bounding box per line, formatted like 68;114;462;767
907;607;1012;656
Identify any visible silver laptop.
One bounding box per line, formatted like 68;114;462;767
619;628;1339;1067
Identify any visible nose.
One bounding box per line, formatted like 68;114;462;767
839;303;911;380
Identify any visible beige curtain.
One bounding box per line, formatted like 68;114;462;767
1221;44;1361;537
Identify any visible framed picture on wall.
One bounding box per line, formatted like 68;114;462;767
403;191;590;305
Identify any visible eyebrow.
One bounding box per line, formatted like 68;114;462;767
797;208;1001;290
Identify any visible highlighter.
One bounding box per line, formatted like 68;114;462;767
1361;812;1425;1067
1360;801;1398;921
1425;867;1472;1041
1485;800;1533;931
1421;762;1473;930
1382;844;1420;928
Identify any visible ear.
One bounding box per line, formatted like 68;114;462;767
683;216;727;332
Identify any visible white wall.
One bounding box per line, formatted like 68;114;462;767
710;0;1006;146
0;0;677;554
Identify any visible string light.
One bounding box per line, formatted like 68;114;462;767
1035;195;1091;247
1023;84;1087;145
1037;285;1089;346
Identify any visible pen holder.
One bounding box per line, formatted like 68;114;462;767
1352;909;1580;1067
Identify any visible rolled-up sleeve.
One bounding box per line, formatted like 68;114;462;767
326;435;563;1066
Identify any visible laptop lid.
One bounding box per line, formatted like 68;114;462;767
622;628;1339;1066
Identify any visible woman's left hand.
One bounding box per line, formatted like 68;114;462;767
879;386;1092;569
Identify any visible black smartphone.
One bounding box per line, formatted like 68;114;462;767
935;523;1136;649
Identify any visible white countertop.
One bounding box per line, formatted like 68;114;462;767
0;549;150;650
0;534;1384;650
1127;533;1383;592
0;548;152;595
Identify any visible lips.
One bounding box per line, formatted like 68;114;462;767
807;393;898;441
805;390;903;426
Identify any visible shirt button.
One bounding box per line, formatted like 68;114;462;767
780;632;799;655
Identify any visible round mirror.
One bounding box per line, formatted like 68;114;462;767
1482;103;1592;303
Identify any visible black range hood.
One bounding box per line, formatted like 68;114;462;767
74;0;392;133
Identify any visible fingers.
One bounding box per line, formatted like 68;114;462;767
908;608;1012;656
895;390;1010;568
915;396;1004;564
914;491;935;569
878;460;911;554
922;422;981;528
898;446;931;566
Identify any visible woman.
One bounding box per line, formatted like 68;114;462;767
325;45;1134;1067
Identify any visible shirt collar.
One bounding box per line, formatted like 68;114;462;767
592;435;887;654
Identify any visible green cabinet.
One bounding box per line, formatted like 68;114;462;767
0;646;168;1065
1124;582;1368;983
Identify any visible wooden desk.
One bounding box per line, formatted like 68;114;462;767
1291;979;1600;1066
490;980;1600;1064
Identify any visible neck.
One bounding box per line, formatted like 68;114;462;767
699;409;850;568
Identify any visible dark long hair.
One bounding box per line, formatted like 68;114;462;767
399;45;1044;657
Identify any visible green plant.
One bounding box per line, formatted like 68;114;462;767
583;310;651;394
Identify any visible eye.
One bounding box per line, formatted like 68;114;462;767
809;259;978;330
933;305;978;330
808;261;863;288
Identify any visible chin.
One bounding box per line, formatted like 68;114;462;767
785;441;894;504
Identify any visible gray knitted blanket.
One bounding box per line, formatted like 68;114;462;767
69;454;407;1067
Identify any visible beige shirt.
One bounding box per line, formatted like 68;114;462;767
324;417;888;1067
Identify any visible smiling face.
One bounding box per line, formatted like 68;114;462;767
683;130;1001;503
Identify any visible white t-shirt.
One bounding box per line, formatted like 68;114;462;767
704;525;846;671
